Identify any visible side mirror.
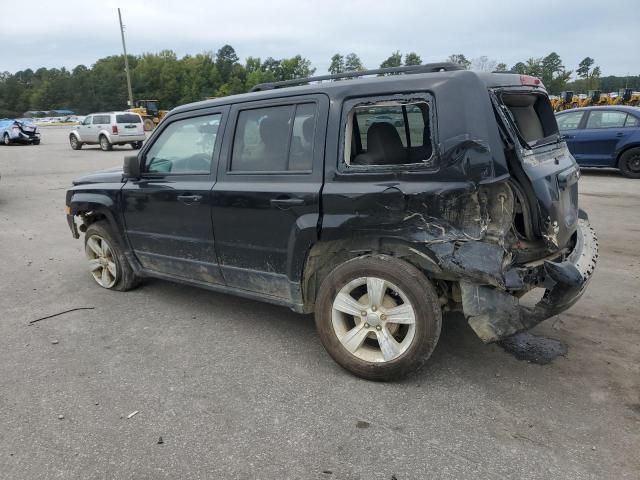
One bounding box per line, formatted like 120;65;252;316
123;155;141;179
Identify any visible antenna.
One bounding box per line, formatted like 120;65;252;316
118;8;134;108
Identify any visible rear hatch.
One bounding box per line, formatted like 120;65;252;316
492;86;579;250
115;113;144;137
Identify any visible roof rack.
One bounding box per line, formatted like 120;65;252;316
250;62;464;92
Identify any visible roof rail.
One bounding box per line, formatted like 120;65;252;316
250;62;465;92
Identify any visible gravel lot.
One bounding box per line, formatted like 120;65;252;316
0;126;638;480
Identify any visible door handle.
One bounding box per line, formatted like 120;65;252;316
177;194;203;204
270;197;305;208
615;132;624;137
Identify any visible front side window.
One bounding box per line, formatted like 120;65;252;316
231;103;317;172
344;100;432;167
586;111;627;129
144;114;221;174
556;111;583;130
82;116;92;126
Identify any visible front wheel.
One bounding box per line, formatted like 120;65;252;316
315;255;442;381
3;133;10;145
84;222;140;291
143;119;155;131
69;134;82;150
618;148;640;179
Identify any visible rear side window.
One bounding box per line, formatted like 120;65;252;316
344;100;433;167
556;111;584;130
626;115;639;127
93;115;110;124
116;113;141;124
586;111;628;129
231;103;317;172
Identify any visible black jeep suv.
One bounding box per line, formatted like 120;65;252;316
65;63;598;380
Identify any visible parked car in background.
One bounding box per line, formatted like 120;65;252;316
0;119;40;145
555;106;640;178
69;112;145;151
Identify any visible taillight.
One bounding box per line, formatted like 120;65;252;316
520;75;543;88
112;125;118;134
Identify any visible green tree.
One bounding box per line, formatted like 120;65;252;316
404;52;422;66
511;62;527;74
215;45;239;83
541;52;571;94
328;54;345;75
447;54;471;69
495;63;508;72
380;51;403;70
344;53;364;72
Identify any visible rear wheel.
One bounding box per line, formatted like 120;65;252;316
3;133;10;145
69;134;82;150
618;147;640;179
315;255;442;381
131;141;143;149
143;119;155;131
84;222;140;291
99;135;112;151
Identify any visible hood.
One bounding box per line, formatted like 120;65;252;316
72;166;124;186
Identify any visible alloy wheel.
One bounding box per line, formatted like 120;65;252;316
85;235;117;288
331;276;416;363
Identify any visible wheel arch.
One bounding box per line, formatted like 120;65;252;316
301;235;444;311
616;142;640;165
67;192;120;235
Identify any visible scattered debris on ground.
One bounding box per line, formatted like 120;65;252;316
127;410;139;419
499;332;568;365
29;307;95;325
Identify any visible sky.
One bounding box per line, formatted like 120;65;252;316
1;0;638;77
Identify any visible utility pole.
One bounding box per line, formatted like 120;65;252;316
118;8;134;108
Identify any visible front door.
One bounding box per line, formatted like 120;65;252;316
556;110;585;162
122;108;227;283
211;95;328;301
78;115;97;143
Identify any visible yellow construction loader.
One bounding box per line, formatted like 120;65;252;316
127;100;169;131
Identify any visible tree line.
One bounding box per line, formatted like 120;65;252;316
0;45;638;117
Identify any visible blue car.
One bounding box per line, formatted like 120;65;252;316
555;106;640;178
0;118;41;146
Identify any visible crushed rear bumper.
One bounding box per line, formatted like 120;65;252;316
460;218;598;342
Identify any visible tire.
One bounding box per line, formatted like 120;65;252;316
3;133;10;146
69;134;82;150
99;135;112;151
131;141;143;149
618;147;640;179
84;221;140;291
315;254;442;381
32;139;40;145
143;119;155;131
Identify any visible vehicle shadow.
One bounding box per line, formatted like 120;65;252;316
578;167;624;178
137;278;506;380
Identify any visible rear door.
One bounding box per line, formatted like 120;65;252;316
496;90;579;248
573;110;632;166
122;108;228;282
211;95;328;301
115;113;144;138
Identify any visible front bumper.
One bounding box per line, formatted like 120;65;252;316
11;131;40;144
461;218;598;342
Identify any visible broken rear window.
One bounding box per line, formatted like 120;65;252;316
343;100;434;168
499;93;559;148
